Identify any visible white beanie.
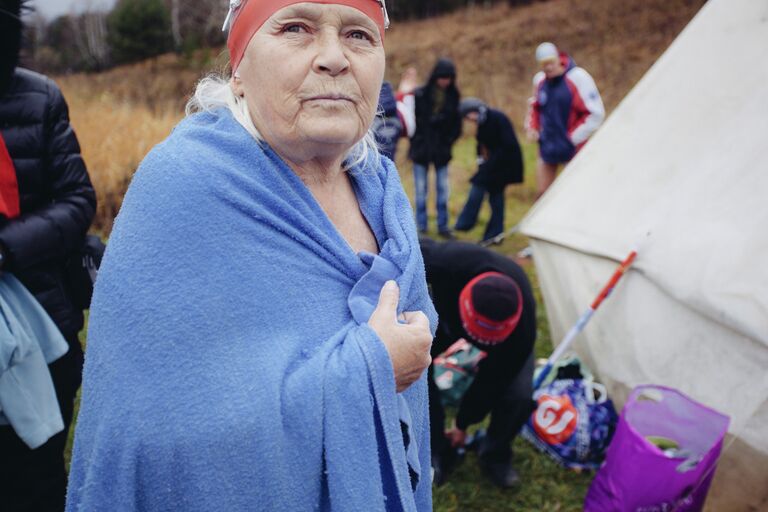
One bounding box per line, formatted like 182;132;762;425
535;42;559;62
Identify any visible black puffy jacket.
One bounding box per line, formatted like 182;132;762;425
0;68;96;338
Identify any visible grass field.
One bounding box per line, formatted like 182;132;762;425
54;0;705;508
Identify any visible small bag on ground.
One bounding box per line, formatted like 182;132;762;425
522;375;618;470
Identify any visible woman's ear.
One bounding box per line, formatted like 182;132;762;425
230;72;244;97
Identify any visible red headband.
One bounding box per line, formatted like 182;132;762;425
227;0;387;72
459;272;523;346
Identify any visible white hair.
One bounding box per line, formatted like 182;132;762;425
185;74;380;170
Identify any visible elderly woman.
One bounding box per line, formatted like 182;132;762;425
66;1;436;511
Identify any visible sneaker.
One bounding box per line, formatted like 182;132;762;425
479;459;521;488
481;234;504;246
516;245;534;259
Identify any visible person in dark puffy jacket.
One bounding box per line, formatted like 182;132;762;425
0;2;96;510
454;98;523;242
408;58;462;237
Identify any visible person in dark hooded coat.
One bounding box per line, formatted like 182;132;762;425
0;1;96;510
408;58;462;237
454;98;523;242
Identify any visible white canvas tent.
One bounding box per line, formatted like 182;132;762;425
519;0;768;509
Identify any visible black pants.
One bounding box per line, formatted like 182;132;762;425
0;334;83;512
429;349;534;464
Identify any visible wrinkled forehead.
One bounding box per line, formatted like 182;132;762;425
227;0;388;72
267;2;379;29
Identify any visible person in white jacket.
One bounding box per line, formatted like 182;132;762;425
525;42;604;198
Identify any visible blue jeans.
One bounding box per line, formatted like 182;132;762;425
454;184;505;241
413;163;449;232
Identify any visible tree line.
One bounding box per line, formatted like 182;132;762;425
23;0;540;73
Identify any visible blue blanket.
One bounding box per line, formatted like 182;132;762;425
66;109;437;511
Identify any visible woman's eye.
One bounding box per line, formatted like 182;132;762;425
348;30;372;41
283;23;307;34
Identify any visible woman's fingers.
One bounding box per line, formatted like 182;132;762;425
371;280;399;325
402;310;433;367
402;310;429;329
368;283;433;393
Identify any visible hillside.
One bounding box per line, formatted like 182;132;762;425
383;0;705;123
55;0;705;232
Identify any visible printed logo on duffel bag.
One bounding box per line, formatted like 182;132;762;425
533;394;578;445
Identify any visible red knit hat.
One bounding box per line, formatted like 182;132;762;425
459;271;523;346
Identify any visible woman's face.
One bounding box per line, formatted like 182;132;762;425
232;3;385;163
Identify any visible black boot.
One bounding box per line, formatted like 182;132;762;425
471;429;521;489
431;444;460;487
478;457;521;488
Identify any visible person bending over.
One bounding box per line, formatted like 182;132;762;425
420;238;536;488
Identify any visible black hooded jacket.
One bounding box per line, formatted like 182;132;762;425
408;58;462;167
471;108;524;191
0;68;97;338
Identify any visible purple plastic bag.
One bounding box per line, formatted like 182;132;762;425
585;385;729;512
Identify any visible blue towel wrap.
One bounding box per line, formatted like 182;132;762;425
66;109;437;511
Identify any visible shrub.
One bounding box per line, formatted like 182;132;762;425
107;0;172;64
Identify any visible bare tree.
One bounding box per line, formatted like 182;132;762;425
69;0;110;70
162;0;226;50
170;0;182;50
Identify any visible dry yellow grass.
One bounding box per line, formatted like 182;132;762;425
54;0;705;233
58;77;182;233
57;52;228;233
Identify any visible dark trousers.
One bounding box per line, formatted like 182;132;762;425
454;184;505;241
429;349;534;464
0;334;83;512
